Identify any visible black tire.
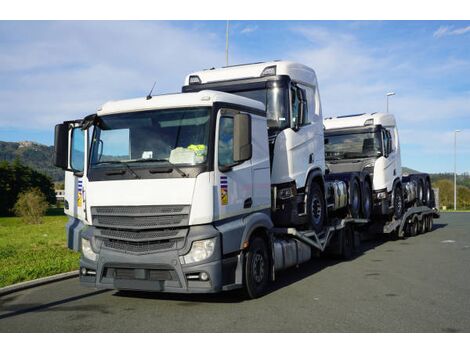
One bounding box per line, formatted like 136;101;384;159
410;216;418;236
244;236;269;299
349;178;361;219
416;180;424;206
307;181;326;233
424;179;432;206
362;180;372;220
393;185;404;219
427;216;434;232
340;225;354;260
417;216;425;234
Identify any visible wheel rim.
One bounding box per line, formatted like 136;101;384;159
252;252;265;284
352;186;360;214
311;194;322;225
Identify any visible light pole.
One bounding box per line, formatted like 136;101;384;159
386;92;396;113
225;20;230;66
454;129;461;210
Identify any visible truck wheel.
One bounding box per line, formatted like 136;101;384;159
349;178;361;219
417;216;425;234
393;185;404;219
424;179;432;206
244;236;269;299
340;225;354;260
426;216;434;232
410;216;418;236
362;180;372;220
307;181;326;233
416;180;424;206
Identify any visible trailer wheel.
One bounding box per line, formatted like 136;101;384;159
244;236;269;299
362;180;372;220
349;178;361;219
340;225;355;260
417;216;426;234
307;181;326;233
410;216;419;236
393;184;404;219
425;215;434;232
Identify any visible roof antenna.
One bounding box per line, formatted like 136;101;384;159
146;81;156;100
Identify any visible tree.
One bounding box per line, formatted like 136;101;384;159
0;159;56;216
13;188;48;224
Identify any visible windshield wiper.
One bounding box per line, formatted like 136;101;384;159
128;158;188;178
94;160;140;179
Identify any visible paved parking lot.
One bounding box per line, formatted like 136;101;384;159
0;213;469;332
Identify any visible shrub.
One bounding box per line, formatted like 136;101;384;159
13;188;49;224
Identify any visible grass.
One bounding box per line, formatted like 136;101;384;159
0;213;80;288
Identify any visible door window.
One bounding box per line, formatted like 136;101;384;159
218;116;234;168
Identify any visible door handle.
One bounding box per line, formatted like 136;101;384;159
244;198;253;209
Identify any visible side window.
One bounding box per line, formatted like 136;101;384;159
382;129;392;157
291;85;308;127
218;116;234;167
291;87;300;127
70;127;84;172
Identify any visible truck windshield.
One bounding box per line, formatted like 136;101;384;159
235;87;289;129
325;132;382;160
90;107;211;168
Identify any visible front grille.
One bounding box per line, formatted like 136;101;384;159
91;205;190;230
98;228;186;242
109;268;175;281
104;238;177;253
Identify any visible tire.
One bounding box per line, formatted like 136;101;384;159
340;225;354;260
362;180;372;220
244;236;269;299
417;216;425;234
349;178;361;219
424;179;432;206
427;216;434;232
393;185;404;219
416;180;424;206
410;216;418;236
307;181;326;233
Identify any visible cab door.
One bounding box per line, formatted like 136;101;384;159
55;121;88;250
382;128;396;192
213;108;253;221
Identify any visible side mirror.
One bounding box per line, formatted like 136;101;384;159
54;123;69;170
233;113;252;163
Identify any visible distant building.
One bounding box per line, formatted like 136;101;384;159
55;189;65;202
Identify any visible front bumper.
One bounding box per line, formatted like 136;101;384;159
79;224;242;294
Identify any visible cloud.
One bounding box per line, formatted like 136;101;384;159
433;25;470;38
240;25;258;34
0;21;227;130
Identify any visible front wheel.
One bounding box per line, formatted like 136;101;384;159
307;181;326;233
244;236;270;299
362;181;372;220
393;185;404;220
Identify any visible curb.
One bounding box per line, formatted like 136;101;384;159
0;270;79;297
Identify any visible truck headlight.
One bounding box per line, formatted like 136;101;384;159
181;238;216;265
81;238;97;261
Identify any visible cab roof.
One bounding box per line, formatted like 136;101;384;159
323;113;396;130
184;60;318;88
97;90;265;116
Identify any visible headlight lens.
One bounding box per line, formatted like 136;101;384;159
81;238;97;261
181;238;216;265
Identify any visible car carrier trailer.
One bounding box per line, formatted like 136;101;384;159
323;113;440;240
54;61;374;298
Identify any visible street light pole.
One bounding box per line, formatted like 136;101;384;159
386;92;396;113
225;20;230;67
454;129;461;210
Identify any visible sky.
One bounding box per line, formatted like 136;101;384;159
0;20;469;173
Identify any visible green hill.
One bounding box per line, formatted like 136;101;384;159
0;141;63;182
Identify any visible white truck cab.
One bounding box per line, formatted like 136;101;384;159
324;113;403;218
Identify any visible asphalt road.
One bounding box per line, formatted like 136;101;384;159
1;213;469;332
